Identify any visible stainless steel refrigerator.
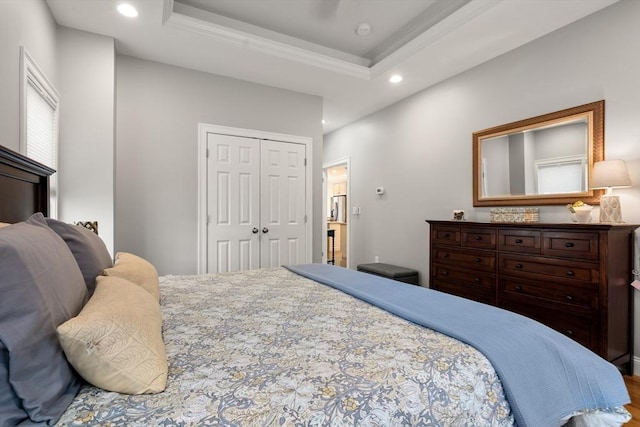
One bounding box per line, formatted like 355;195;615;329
331;195;346;223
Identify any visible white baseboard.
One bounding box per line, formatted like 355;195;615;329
633;356;640;376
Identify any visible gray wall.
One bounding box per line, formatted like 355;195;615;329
482;136;510;196
534;123;587;159
324;0;640;357
115;56;323;275
1;1;116;255
0;0;58;152
57;27;115;255
324;0;640;282
508;133;525;195
1;1;323;273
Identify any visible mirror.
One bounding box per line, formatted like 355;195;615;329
473;100;604;207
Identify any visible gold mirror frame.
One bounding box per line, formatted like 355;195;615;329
473;100;604;207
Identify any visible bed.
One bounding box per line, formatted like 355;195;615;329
0;145;632;427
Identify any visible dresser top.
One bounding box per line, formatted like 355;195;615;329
426;219;639;231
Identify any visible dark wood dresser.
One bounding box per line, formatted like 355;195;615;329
427;220;638;374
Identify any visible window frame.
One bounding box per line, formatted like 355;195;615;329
20;46;60;217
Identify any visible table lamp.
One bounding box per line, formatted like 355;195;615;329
590;159;631;223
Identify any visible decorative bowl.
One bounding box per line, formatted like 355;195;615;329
570;205;593;223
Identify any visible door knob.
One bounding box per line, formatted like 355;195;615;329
252;227;259;234
262;227;269;233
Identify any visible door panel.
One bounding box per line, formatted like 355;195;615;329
238;239;253;271
287;238;300;264
217;241;230;272
207;134;260;273
207;134;306;272
260;140;306;267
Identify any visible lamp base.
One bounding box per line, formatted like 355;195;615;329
599;195;624;223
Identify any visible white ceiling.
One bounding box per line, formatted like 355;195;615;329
46;0;619;134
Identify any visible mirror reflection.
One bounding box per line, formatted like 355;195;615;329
473;100;604;207
480;118;588;198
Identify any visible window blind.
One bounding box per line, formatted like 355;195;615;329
26;76;57;169
537;161;583;194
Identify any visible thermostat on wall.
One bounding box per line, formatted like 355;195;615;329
375;187;385;195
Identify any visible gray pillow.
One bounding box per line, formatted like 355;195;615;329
0;341;30;426
0;213;88;425
45;217;113;295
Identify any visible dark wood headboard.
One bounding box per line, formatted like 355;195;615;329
0;145;55;222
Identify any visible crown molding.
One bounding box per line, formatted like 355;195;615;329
162;0;499;81
163;1;371;79
371;0;500;78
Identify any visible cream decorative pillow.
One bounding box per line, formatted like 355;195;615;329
103;252;160;301
57;275;167;394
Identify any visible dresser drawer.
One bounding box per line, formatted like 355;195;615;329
543;231;599;260
432;264;495;292
433;279;496;305
498;229;541;254
499;253;598;283
501;297;595;351
432;247;495;272
500;276;597;310
462;227;496;249
432;225;461;246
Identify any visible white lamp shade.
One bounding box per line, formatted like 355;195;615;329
590;159;631;189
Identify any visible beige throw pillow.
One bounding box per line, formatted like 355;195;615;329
103;252;160;301
57;275;167;394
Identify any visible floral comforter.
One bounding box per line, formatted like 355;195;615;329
59;267;515;426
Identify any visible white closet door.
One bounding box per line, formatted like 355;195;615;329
207;133;260;273
260;140;306;268
206;134;307;272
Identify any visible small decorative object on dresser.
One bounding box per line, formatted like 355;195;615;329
567;201;593;223
452;210;465;221
426;219;639;374
490;207;539;223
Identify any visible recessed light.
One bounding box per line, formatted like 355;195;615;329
389;74;403;83
117;3;138;18
322;119;326;124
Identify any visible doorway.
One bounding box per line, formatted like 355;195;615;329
323;159;349;268
197;124;313;274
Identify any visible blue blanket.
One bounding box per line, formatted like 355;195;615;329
285;264;630;427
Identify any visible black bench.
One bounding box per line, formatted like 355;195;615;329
356;263;419;285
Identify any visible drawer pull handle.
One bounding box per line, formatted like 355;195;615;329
566;271;575;277
565;295;574;301
515;263;523;269
514;285;522;292
565;330;574;336
474;258;481;263
474;278;481;283
565;242;575;248
474;236;482;241
443;253;449;258
515;239;523;244
442;271;449;276
443;233;450;238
